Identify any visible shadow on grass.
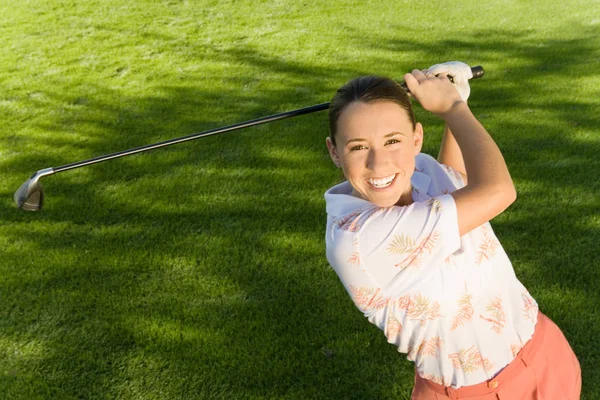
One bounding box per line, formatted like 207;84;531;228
1;25;599;399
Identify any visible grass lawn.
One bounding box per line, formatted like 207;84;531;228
1;0;599;398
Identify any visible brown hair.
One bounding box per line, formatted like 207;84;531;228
328;76;416;146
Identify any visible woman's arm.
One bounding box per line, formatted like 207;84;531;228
442;103;516;236
405;70;516;236
438;124;467;182
427;62;470;182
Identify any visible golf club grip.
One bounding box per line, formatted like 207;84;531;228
399;65;484;94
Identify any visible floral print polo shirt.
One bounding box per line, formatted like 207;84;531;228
324;152;538;389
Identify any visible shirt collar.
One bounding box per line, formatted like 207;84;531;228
411;170;432;201
324;171;432;217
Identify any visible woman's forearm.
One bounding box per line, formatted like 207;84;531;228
437;124;467;181
441;102;516;235
441;103;511;188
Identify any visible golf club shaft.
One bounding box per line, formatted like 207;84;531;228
54;102;329;173
50;65;483;174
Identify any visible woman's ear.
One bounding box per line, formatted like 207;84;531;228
413;122;424;155
326;137;341;168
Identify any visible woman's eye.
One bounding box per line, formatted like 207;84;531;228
350;145;367;151
385;139;401;145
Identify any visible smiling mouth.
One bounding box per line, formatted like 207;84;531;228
367;174;397;189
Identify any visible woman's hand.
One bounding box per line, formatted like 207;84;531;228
426;61;473;102
403;69;464;116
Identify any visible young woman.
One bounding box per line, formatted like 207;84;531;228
324;62;581;399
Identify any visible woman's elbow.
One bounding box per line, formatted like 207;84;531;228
484;182;517;214
499;182;517;209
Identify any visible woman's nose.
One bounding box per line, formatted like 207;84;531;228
366;148;386;171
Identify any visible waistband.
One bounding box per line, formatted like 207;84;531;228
419;310;545;398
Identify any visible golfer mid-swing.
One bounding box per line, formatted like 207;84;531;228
324;62;581;399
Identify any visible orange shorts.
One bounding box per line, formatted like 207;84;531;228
411;311;581;400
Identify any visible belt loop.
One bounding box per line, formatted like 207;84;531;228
445;387;460;400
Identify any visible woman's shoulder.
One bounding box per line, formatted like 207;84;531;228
415;153;452;175
415;152;438;166
415;153;466;191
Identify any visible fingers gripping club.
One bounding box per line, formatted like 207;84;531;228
400;65;484;95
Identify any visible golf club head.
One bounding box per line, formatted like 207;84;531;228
14;168;55;211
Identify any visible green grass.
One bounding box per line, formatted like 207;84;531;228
1;0;599;398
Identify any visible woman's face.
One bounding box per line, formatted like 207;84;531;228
326;100;423;207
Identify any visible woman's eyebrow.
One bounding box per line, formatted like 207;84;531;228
346;132;407;143
346;138;367;144
385;131;407;138
345;132;408;146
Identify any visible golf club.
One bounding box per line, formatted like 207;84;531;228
14;66;484;211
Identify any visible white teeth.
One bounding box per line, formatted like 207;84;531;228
368;174;396;188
